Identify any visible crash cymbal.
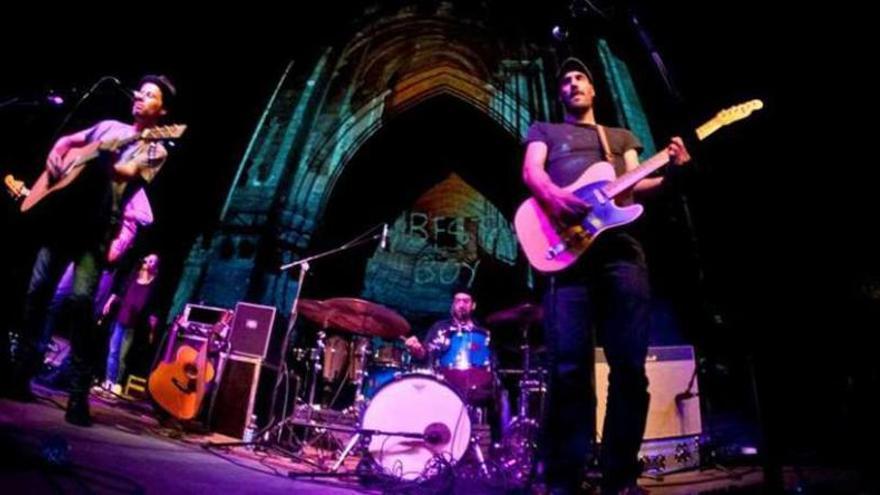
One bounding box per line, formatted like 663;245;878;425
485;303;543;326
322;297;411;339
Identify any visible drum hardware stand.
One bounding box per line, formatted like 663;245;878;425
512;319;547;424
285;423;431;479
331;429;365;472
227;224;384;455
287;330;343;450
289;334;370;449
205;222;376;456
349;337;370;409
469;432;491;477
303;330;325;416
496;319;547;486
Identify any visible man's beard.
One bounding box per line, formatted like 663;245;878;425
564;97;591;116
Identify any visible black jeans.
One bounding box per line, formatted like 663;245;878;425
541;236;651;491
17;245;104;397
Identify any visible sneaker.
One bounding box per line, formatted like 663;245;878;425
110;384;123;396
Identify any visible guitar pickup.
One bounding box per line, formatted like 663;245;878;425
546;241;567;260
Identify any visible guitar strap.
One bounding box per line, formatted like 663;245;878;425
595;124;615;163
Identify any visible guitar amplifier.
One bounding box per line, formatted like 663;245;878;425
228;302;276;359
638;435;701;475
595;345;703;474
596;345;702;441
210;354;262;439
181;304;233;338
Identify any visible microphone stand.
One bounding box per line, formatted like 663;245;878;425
622;6;778;487
50;76;123;144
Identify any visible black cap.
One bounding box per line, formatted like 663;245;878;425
557;57;594;85
138;74;176;110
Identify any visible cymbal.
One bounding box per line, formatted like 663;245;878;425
296;299;334;327
485;303;543;326
323;297;411;339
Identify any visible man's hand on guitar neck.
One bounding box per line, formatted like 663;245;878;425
666;136;691;166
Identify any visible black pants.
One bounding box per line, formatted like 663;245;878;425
17;244;104;397
541;239;651;492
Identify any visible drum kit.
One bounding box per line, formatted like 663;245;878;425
284;295;547;484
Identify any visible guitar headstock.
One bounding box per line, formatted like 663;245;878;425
696;99;764;141
172;313;187;328
4;174;27;200
220;310;234;325
209;310;235;340
140;124;187;141
712;99;764;127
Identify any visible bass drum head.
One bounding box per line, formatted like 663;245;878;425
360;372;471;480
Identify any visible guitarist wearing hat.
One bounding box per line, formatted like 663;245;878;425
2;75;180;427
522;58;691;495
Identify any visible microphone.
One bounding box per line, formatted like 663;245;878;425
105;77;135;101
551;25;568;41
84;76;134;101
380;223;389;250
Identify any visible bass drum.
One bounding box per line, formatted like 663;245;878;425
360;372;471;480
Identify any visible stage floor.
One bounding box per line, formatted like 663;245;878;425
0;386;854;494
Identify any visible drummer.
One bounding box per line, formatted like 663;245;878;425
404;291;505;441
404;291;482;365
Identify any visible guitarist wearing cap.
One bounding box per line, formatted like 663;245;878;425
522;58;691;495
2;75;181;427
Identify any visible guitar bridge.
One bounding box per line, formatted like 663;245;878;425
547;226;592;259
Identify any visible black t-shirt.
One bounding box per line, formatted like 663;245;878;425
524;121;643;189
524;121;647;268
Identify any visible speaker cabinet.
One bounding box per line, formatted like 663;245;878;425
229;302;276;359
210;354;262;439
